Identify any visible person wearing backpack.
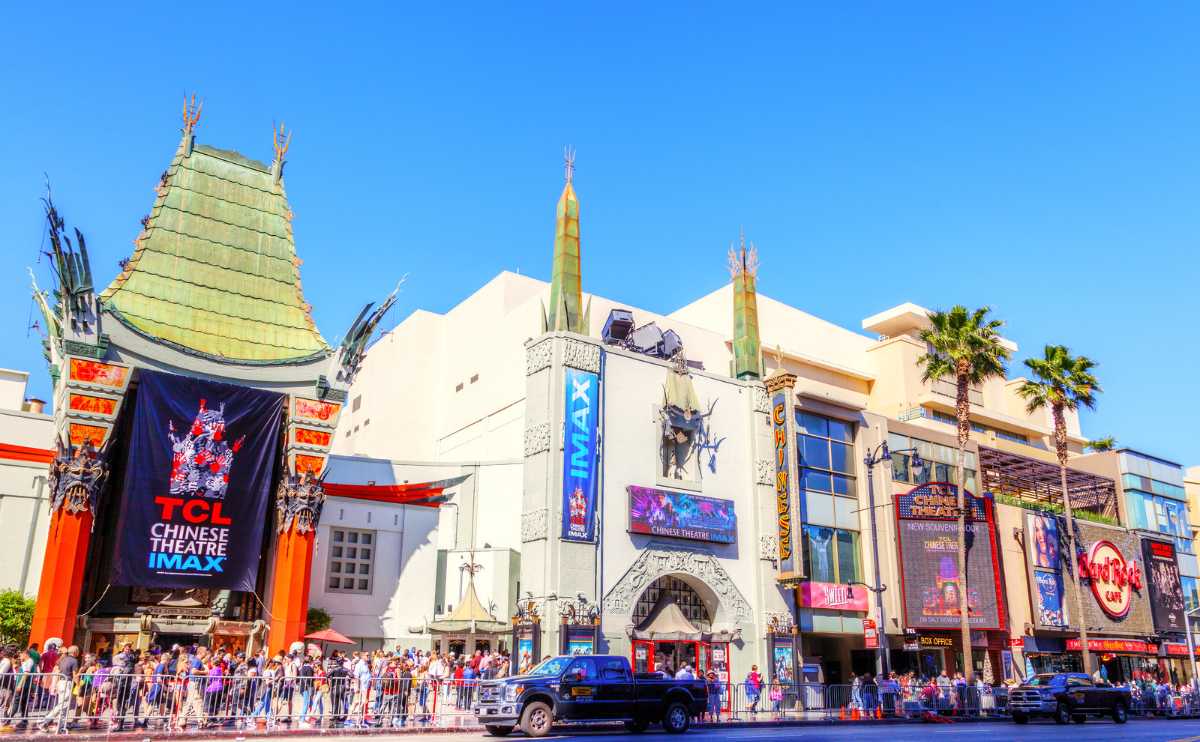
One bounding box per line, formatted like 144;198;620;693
745;665;763;713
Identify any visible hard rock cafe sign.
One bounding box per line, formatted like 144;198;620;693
1078;539;1143;619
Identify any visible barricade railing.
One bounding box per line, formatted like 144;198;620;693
0;673;485;732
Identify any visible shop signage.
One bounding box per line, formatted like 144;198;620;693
771;394;798;576
1141;538;1186;632
111;370;284;591
1078;540;1143;619
1164;643;1200;657
798;581;869;612
903;629;920;651
863;619;879;649
895;483;1004;631
561;368;600;542
1065;638;1155;654
627;486;736;544
1008;638;1025;648
919;635;955;648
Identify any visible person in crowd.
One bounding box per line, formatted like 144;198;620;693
35;645;79;733
703;670;722;722
744;664;763;713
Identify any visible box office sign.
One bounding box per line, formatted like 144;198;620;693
895;483;1004;631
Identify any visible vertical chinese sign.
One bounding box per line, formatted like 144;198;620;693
561;368;600;541
772;393;800;580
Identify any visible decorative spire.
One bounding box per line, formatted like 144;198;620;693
182;94;202;156
544;147;590;335
272;122;291;184
729;228;763;380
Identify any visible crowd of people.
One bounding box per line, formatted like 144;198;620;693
0;639;514;733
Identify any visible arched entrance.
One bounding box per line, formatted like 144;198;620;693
630;575;733;710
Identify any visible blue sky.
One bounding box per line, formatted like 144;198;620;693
1;3;1196;465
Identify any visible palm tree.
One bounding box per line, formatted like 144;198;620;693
1018;345;1101;675
1085;436;1117;452
917;306;1010;682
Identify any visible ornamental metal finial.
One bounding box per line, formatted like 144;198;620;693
563;146;576;184
460;550;484;579
182;94;203;135
727;227;759;279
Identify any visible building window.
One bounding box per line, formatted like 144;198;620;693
470;374;479;384
802;526;861;584
795;411;856;497
1126;490;1192;552
327;528;374;594
352;395;362;412
455;382;464;392
888;433;977;492
632;576;711;631
1183;576;1200;613
928;410;1030;446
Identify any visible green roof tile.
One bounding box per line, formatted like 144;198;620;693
101;137;330;363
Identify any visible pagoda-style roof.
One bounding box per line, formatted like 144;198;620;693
100;134;330;364
428;576;508;635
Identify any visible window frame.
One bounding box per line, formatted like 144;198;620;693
801;525;862;585
326;527;376;594
796;411;857;499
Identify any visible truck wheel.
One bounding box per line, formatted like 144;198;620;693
1112;704;1128;724
519;702;553;738
1055;703;1071;725
662;701;690;734
624;719;649;733
1012;712;1028;724
485;725;514;736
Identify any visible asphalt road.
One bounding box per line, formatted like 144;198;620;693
284;719;1200;742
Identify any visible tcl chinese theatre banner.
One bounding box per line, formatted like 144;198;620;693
113;370;284;591
895;483;1004;631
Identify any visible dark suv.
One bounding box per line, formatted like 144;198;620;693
1009;673;1131;724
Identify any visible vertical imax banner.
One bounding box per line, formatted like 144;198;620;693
771;393;798;577
113;370;284;591
561;368;599;541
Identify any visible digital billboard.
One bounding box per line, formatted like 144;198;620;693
895;483;1004;631
1143;538;1186;632
628;485;736;544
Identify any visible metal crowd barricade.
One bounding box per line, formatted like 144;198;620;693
0;672;487;732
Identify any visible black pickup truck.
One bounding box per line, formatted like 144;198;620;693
1008;673;1132;724
474;654;708;737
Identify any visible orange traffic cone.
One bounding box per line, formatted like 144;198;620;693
852;707;861;721
875;705;883;719
839;706;847;721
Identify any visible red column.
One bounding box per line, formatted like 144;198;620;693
30;508;94;647
267;527;315;655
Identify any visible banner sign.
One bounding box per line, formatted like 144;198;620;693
561;368;600;542
895;483;1004;630
1079;539;1143;619
771;393;798;576
1066;638;1155;654
1033;569;1067;627
113;371;284;591
628;485;736;544
1164;643;1200;657
1142;538;1186;631
799;581;869;612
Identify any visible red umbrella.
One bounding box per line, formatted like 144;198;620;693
304;628;355;644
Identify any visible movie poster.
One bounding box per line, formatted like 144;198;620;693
772;642;795;683
896;483;1003;630
561;368;600;541
1033;569;1067;627
112;370;283;591
1027;512;1060;570
1143;538;1186;632
628;485;736;544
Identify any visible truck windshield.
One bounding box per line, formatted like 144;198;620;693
1026;674;1061;686
525;657;574;677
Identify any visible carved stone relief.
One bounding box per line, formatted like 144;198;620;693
524;422;552;457
752;385;770;414
755;458;773;485
603;544;752;623
562;339;601;373
525;339;554;376
759;535;779;562
521;508;549;542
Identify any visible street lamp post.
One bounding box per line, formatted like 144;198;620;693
1186;606;1200;694
861;440;925;679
